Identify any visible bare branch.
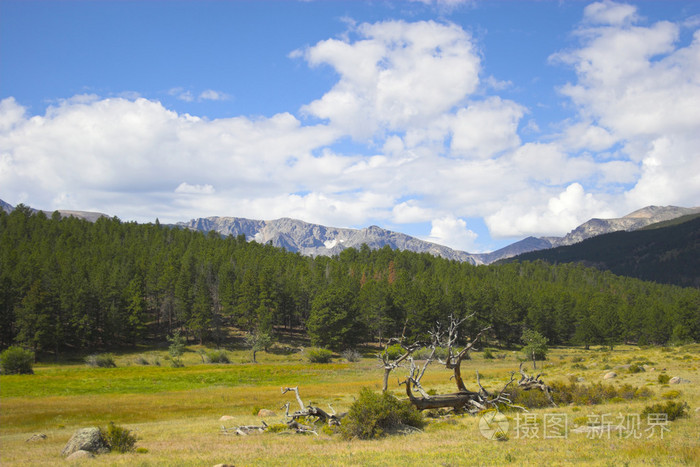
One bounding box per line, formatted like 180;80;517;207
281;386;305;411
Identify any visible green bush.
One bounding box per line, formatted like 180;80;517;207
307;348;333;363
205;350;230;364
641;400;689;421
661;390;681;400
102;422;138;453
658;374;671;384
383;343;404;360
342;388;425;439
265;423;289;433
85;353;116;368
483;349;495;360
0;346;34;375
628;363;644;373
411;346;448;360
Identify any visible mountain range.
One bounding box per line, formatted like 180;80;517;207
506;213;700;288
2;199;698;266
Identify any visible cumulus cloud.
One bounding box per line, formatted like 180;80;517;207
424;215;478;252
486;183;615;238
553;0;700;211
298;20;480;139
175;182;216;195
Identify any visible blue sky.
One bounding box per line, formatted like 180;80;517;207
1;0;699;253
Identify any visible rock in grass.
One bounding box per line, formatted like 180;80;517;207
669;376;691;384
219;415;235;421
61;427;109;457
257;409;276;417
603;371;617;380
66;450;95;460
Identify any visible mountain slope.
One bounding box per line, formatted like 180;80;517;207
478;205;700;263
177;216;481;264
506;215;700;287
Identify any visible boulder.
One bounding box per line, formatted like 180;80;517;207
61;427;109;457
219;415;235;421
603;371;617;380
257;409;276;417
669;376;691;384
66;450;95;460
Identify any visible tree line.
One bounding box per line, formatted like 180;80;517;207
0;205;698;356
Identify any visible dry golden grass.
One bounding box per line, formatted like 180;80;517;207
2;345;699;466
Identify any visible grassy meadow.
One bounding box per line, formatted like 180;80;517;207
1;344;699;466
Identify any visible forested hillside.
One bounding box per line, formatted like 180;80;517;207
508;215;700;288
1;206;698;357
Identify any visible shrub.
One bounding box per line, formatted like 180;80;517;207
658;374;671;384
341;348;362;362
641;401;689;421
266;423;289;433
205;350;230;364
307;348;333;363
412;346;448;360
0;346;34;375
483;349;495;359
661;390;681;400
85;353;116;368
628;364;644;374
383;343;404;360
102;422;138;453
342;388;425;439
512;380;653;408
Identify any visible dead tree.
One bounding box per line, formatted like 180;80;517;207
281;386;346;427
517;363;557;407
378;338;426;392
382;314;551;414
221;422;268;436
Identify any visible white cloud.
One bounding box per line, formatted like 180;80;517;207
298;20;480;139
175;182;215;195
168;87;194;102
486;183;615;238
0;97;338;221
449;97;524;159
424;215;478;252
553;1;700;213
0;97;25;132
582;0;638;26
198;89;230;101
